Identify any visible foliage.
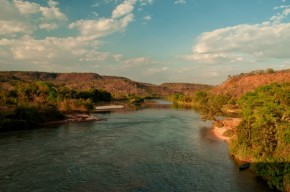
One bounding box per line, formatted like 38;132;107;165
265;68;275;74
127;95;145;105
0;80;113;131
14;105;41;125
169;91;235;121
229;83;290;191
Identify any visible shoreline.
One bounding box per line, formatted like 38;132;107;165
212;126;230;142
212;118;242;142
39;114;104;126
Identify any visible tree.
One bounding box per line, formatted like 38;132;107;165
265;68;275;74
83;99;94;114
192;91;230;122
229;83;290;191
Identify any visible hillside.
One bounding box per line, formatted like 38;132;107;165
211;69;290;97
160;83;213;95
0;71;211;99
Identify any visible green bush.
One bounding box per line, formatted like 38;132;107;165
230;83;290;190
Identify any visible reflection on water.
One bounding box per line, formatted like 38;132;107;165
0;104;269;192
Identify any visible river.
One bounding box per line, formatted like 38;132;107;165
0;101;269;192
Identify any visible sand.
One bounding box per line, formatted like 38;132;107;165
212;118;242;142
213;126;230;142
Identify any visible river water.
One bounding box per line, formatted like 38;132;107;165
0;101;269;192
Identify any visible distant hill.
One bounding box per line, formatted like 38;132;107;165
0;71;211;99
211;69;290;97
160;83;213;95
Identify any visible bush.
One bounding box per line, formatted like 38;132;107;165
0;119;28;132
15;105;41;125
265;68;275;74
39;105;65;122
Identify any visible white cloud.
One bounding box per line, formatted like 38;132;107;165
13;0;67;21
13;0;40;14
274;5;290;10
104;0;120;4
140;0;153;6
121;13;134;27
69;13;134;37
183;23;290;64
39;23;58;30
112;0;136;18
0;35;106;66
92;2;100;7
147;67;168;75
113;54;123;61
180;3;290;66
123;57;147;65
0;0;137;70
2;0;67;33
0;0;32;37
69;19;115;37
70;0;135;37
0;0;25;21
0;20;32;35
92;12;99;17
144;15;152;21
174;0;186;5
39;0;67;21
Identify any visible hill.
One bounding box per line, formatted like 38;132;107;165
0;71;211;99
211;69;290;97
160;83;212;95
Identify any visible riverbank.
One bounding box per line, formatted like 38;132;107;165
40;114;104;126
0;112;104;132
212;118;242;142
213;118;290;192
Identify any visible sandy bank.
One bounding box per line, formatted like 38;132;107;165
212;118;242;142
213;126;231;141
95;105;124;110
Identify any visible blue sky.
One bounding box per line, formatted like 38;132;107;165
1;0;290;85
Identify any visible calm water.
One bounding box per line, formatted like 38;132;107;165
0;102;269;192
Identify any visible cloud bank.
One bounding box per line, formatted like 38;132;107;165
181;3;290;66
0;0;137;69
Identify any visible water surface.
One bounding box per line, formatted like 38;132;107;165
0;103;269;192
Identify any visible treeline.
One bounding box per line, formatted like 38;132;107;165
170;83;290;191
0;81;112;131
169;91;236;121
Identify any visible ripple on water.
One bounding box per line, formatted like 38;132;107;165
0;108;269;192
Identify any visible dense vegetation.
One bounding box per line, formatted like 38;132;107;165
229;83;290;191
171;83;290;191
0;81;112;131
169;91;236;121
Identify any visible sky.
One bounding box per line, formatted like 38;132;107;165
1;0;290;85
